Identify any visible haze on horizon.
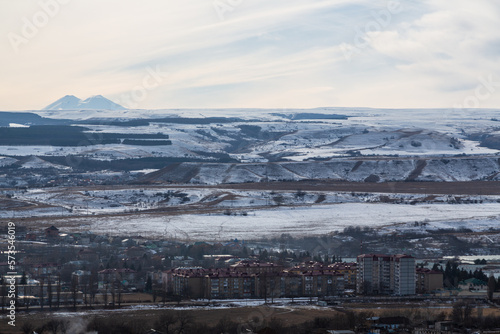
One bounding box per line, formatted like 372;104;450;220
1;0;499;111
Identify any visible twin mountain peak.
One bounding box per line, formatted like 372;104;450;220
43;95;125;110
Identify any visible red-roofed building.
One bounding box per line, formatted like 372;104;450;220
416;268;443;294
230;260;283;275
328;262;357;289
45;226;59;238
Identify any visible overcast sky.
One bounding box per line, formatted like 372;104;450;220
1;0;499;110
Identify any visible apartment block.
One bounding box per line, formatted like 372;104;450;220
357;254;415;295
415;268;443;294
164;260;347;299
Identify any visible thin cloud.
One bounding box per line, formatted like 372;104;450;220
0;0;498;110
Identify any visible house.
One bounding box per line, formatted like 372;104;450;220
29;263;60;277
25;232;37;241
78;249;99;263
202;254;237;268
98;268;137;289
368;316;410;331
171;256;195;268
126;246;147;258
413;320;454;334
45;226;59;238
72;270;92;286
458;278;487;291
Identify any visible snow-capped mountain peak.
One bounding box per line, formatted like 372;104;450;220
43;95;81;110
78;95;125;110
42;95;125;110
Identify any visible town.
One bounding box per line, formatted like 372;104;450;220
1;224;500;333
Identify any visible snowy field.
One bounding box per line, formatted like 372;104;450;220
35;202;500;241
5;186;500;219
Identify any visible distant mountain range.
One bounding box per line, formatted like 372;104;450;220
43;95;125;110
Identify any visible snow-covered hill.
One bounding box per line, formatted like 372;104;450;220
139;156;500;184
18;156;71;170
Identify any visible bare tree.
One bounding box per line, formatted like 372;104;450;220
259;273;268;303
23;285;29;310
83;280;88;307
154;311;176;334
103;283;109;307
56;274;61;309
110;281;116;308
89;270;98;307
452;301;473;326
117;281;122;308
39;278;44;310
47;276;52;310
176;310;194;334
42;319;66;334
71;276;79;310
21;321;35;334
488;275;496;301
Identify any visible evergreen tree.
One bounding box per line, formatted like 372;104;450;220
431;263;441;271
145;276;152;293
47;277;52;310
488;275;496;301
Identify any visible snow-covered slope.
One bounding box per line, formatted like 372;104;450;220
18;156;71;170
140;156;500;184
0;156;17;167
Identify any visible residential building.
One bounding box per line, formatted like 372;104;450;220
77;249;99;263
393;254;416;295
164;260;348;300
357;254;415;295
45;226;59;239
98;268;137;289
230;260;283;275
458;278;488;291
328;262;357;289
357;254;393;294
416;268;443;294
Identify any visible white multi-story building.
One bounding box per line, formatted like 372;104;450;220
393;254;416;295
357;254;415;295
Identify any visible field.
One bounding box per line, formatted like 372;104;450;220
4;180;500;241
3;300;500;334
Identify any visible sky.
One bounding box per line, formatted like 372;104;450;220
1;0;500;111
